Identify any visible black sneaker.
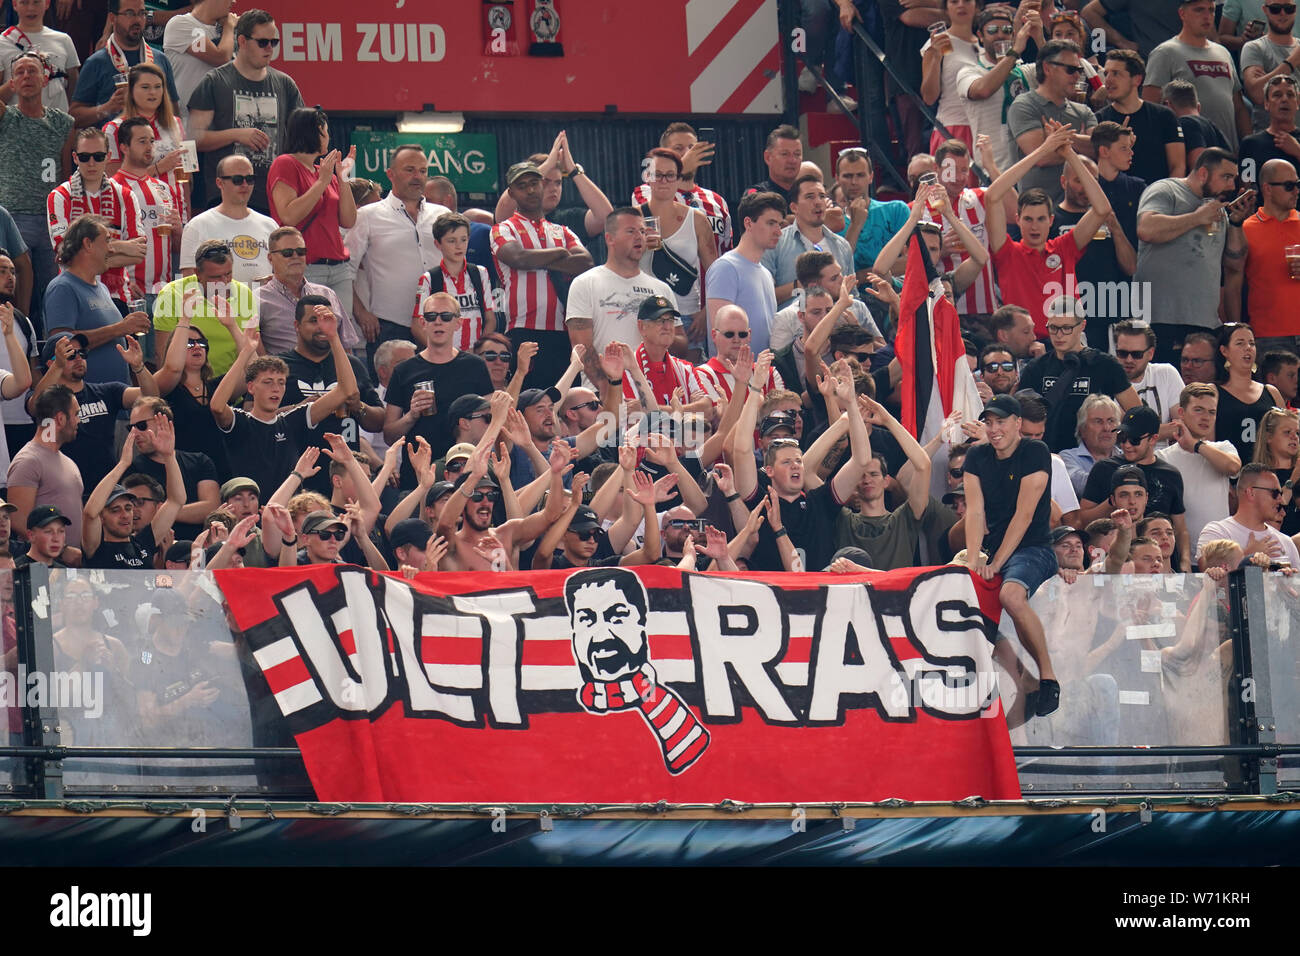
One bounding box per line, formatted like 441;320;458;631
1035;679;1061;717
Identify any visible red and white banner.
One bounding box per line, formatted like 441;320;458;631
218;564;1021;803
261;0;782;114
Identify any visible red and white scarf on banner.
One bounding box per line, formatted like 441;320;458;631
106;34;153;75
625;343;699;405
579;665;710;775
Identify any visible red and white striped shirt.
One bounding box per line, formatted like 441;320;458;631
622;344;706;406
490;213;582;333
631;181;732;255
111;169;174;296
104;114;190;225
693;356;783;408
46;175;141;301
411;260;493;351
940;186;997;317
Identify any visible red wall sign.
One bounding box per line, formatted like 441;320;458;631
263;0;784;114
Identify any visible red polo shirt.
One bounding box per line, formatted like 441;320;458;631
1243;208;1300;338
992;232;1083;337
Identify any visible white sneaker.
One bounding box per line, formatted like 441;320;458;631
798;67;817;93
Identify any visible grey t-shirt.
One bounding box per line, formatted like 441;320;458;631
1135;177;1226;329
1240;35;1300;129
1005;91;1097;203
1145;38;1243;151
187;63;305;214
704;251;778;355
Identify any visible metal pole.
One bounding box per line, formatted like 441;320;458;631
14;564;62;798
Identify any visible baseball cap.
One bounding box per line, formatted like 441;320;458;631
389;518;433;552
569;506;601;532
637;295;681;322
1117;405;1161;443
165;540;194;564
427;480;456;506
505;161;542;186
444;442;476;466
1051;525;1088;548
220;477;260;501
28;504;70;529
518;386;561;410
301;510;347;535
40;331;89;365
942;489;966;506
827;546;874;569
979;394;1022;420
0;497;17;513
104;485;137;507
760;411;799;436
1110;464;1148;492
446;394;489;428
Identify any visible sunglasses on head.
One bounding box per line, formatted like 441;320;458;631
75;151;108;163
423;310;458;323
252;37;281;48
313;528;346;541
469;489;501;502
271;246;307;257
1114;348;1149;360
720;329;749;339
982;361;1015;373
480;350;510;362
196;243;231;262
219;174;256;186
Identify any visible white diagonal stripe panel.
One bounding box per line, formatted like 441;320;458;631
690;0;777;113
685;0;737;55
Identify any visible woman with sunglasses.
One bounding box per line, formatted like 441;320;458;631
919;0;987;153
1252;405;1300;533
153;305;235;480
474;332;539;402
1214;323;1284;462
268;107;357;325
104;63;189;227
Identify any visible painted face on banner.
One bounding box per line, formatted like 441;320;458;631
569;578;647;682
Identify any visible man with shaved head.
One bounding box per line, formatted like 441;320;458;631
694;304;783;411
1234;155;1300;353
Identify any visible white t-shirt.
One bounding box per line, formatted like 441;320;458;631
563;266;675;352
179;206;277;286
1130;361;1184;426
1052;454;1079;515
1159;440;1236;546
1197;513;1300;566
164;13;224;121
0;26;80;113
0;312;36;432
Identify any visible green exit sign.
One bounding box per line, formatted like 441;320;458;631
351;132;499;194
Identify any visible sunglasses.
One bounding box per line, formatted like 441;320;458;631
132;497;161;505
1048;60;1084;76
1046;322;1081;335
423;311;458;323
313;529;346;541
469;489;501;502
467;412;493;422
479;350;510;362
1267;3;1297;12
570;400;601;412
186;339;209;351
720;329;750;339
948;467;964;479
571;529;598;542
129;419;153;431
845;351;871;363
219;174;256;186
1118;434;1150;445
252;37;281;48
271;246;307;257
984;24;1014;35
1250;486;1285;500
75;151;108;163
666;519;698;529
769;437;800;448
1114;348;1149;360
1268;180;1300;191
982;361;1015;373
445;459;467;473
196;243;231;262
65;348;89;359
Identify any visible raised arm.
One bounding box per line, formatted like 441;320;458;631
619;470;662;566
0;304;31;399
305;309;358;425
149;415;187;542
730;350;773;501
986;123;1076;251
828;372;873;503
82;429;141;557
871;397;932;518
210;333;258;429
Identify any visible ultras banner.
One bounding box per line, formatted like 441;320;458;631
216;564;1022;803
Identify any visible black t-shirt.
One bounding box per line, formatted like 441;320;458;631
963;438;1052;557
1240;130;1300;180
84;525;157;570
1081;457;1186;515
163;379;232;482
218;405;315;505
1018;348;1131;452
65;381;126;490
129;451;218;541
552;552;622;569
279;349;382;495
743;480;845;572
1179;114;1229;154
1096;101;1182;187
386;351;494;486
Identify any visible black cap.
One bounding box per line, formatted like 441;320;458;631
104;485;137;507
301;510;347;534
390;518;433;552
518;386;561;410
569;506;600;532
942;489;966;506
760;411;799;436
446;393;490;427
165;540;194;563
27;504;70;529
427;481;456;506
40;331;89;365
1110;464;1148;492
980;394;1022;421
827;546;874;570
1117;404;1161;443
637;295;681;322
1051;525;1087;548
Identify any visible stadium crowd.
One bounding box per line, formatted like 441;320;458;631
4;1;1300;720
